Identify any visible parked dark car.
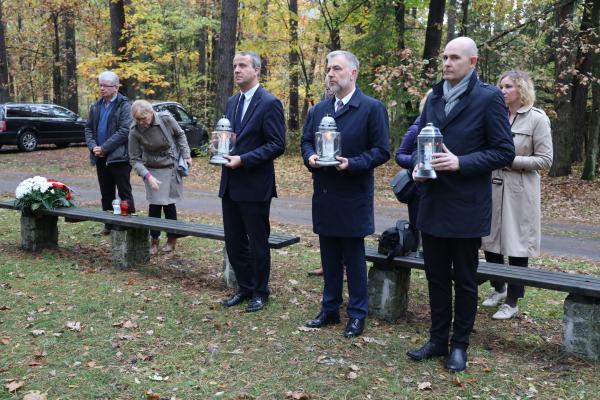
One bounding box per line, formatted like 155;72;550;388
151;101;208;151
0;103;86;152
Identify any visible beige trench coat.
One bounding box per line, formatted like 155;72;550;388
481;106;553;257
129;111;191;205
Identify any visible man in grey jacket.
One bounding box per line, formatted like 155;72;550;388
84;71;135;235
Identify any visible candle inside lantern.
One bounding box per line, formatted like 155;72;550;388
217;132;230;154
423;142;433;169
322;131;334;158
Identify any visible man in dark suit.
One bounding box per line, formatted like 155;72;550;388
406;37;515;371
84;71;135;235
301;50;390;338
219;51;286;312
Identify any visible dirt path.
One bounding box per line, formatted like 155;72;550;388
2;169;600;261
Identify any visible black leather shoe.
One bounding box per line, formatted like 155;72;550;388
343;318;365;338
445;347;468;372
245;296;268;312
305;311;341;328
406;341;449;361
220;292;251;307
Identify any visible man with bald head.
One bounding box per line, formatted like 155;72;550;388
406;37;515;371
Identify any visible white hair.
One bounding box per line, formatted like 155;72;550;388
98;71;119;85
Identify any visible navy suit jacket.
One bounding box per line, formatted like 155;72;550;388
301;87;390;237
415;72;515;238
218;86;286;202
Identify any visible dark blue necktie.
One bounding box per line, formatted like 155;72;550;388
234;94;244;132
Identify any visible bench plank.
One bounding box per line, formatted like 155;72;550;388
365;246;600;299
0;201;299;249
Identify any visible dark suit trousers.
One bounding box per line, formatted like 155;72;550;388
222;194;272;298
95;158;135;213
422;232;480;350
319;235;368;320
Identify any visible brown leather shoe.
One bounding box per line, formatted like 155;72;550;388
162;238;177;253
150;239;160;256
307;268;324;276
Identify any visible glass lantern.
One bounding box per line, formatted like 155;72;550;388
415;122;443;179
209;116;237;165
315;114;341;166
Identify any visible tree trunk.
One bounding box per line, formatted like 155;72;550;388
422;0;446;81
549;0;577;177
394;0;405;51
582;0;600;180
214;0;238;115
447;0;457;42
459;0;469;36
288;0;299;130
570;0;594;163
51;13;63;106
0;0;10;102
63;10;78;114
109;0;134;97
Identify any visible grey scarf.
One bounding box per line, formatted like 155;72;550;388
443;69;474;116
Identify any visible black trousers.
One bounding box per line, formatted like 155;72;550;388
95;158;135;214
148;203;177;239
483;251;528;299
319;235;368;319
222;194;271;299
422;232;481;350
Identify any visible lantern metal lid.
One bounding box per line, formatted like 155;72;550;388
209;116;237;165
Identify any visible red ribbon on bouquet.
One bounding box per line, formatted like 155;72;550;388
47;179;72;200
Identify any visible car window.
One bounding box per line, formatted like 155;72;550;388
30;105;55;118
166;104;192;124
153;104;167;113
6;105;33;118
51;106;77;118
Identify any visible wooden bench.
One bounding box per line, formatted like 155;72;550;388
0;200;299;288
365;246;600;361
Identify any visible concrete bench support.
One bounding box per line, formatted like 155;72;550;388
563;294;600;361
223;246;238;289
111;228;150;269
20;213;58;251
367;262;411;321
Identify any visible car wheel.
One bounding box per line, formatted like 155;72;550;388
18;131;39;152
55;143;69;148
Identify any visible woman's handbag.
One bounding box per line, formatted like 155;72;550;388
391;169;416;204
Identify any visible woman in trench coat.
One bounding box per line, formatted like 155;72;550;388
480;70;553;319
129;100;191;255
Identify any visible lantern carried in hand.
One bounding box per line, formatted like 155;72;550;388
415;123;443;179
209;116;237;165
315;115;341;166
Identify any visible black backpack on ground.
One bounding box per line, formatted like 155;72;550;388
377;219;419;262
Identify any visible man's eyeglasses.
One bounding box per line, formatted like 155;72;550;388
99;84;116;88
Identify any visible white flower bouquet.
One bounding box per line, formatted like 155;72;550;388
15;176;74;211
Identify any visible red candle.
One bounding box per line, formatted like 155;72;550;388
120;200;129;216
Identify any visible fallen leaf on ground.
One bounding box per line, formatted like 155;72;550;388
0;337;10;345
65;321;82;332
297;326;318;332
87;360;97;368
347;371;358;380
5;380;25;393
453;376;463;387
417;381;432;390
286;390;310;399
22;391;47;400
234;393;254;399
30;330;45;337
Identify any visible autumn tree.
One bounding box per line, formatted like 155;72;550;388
214;0;238;114
63;9;77;113
0;0;9;102
582;0;600;180
422;0;446;81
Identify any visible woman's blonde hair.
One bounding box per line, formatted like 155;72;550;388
131;100;155;119
497;70;535;108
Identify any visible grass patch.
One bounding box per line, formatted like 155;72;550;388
0;209;599;399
